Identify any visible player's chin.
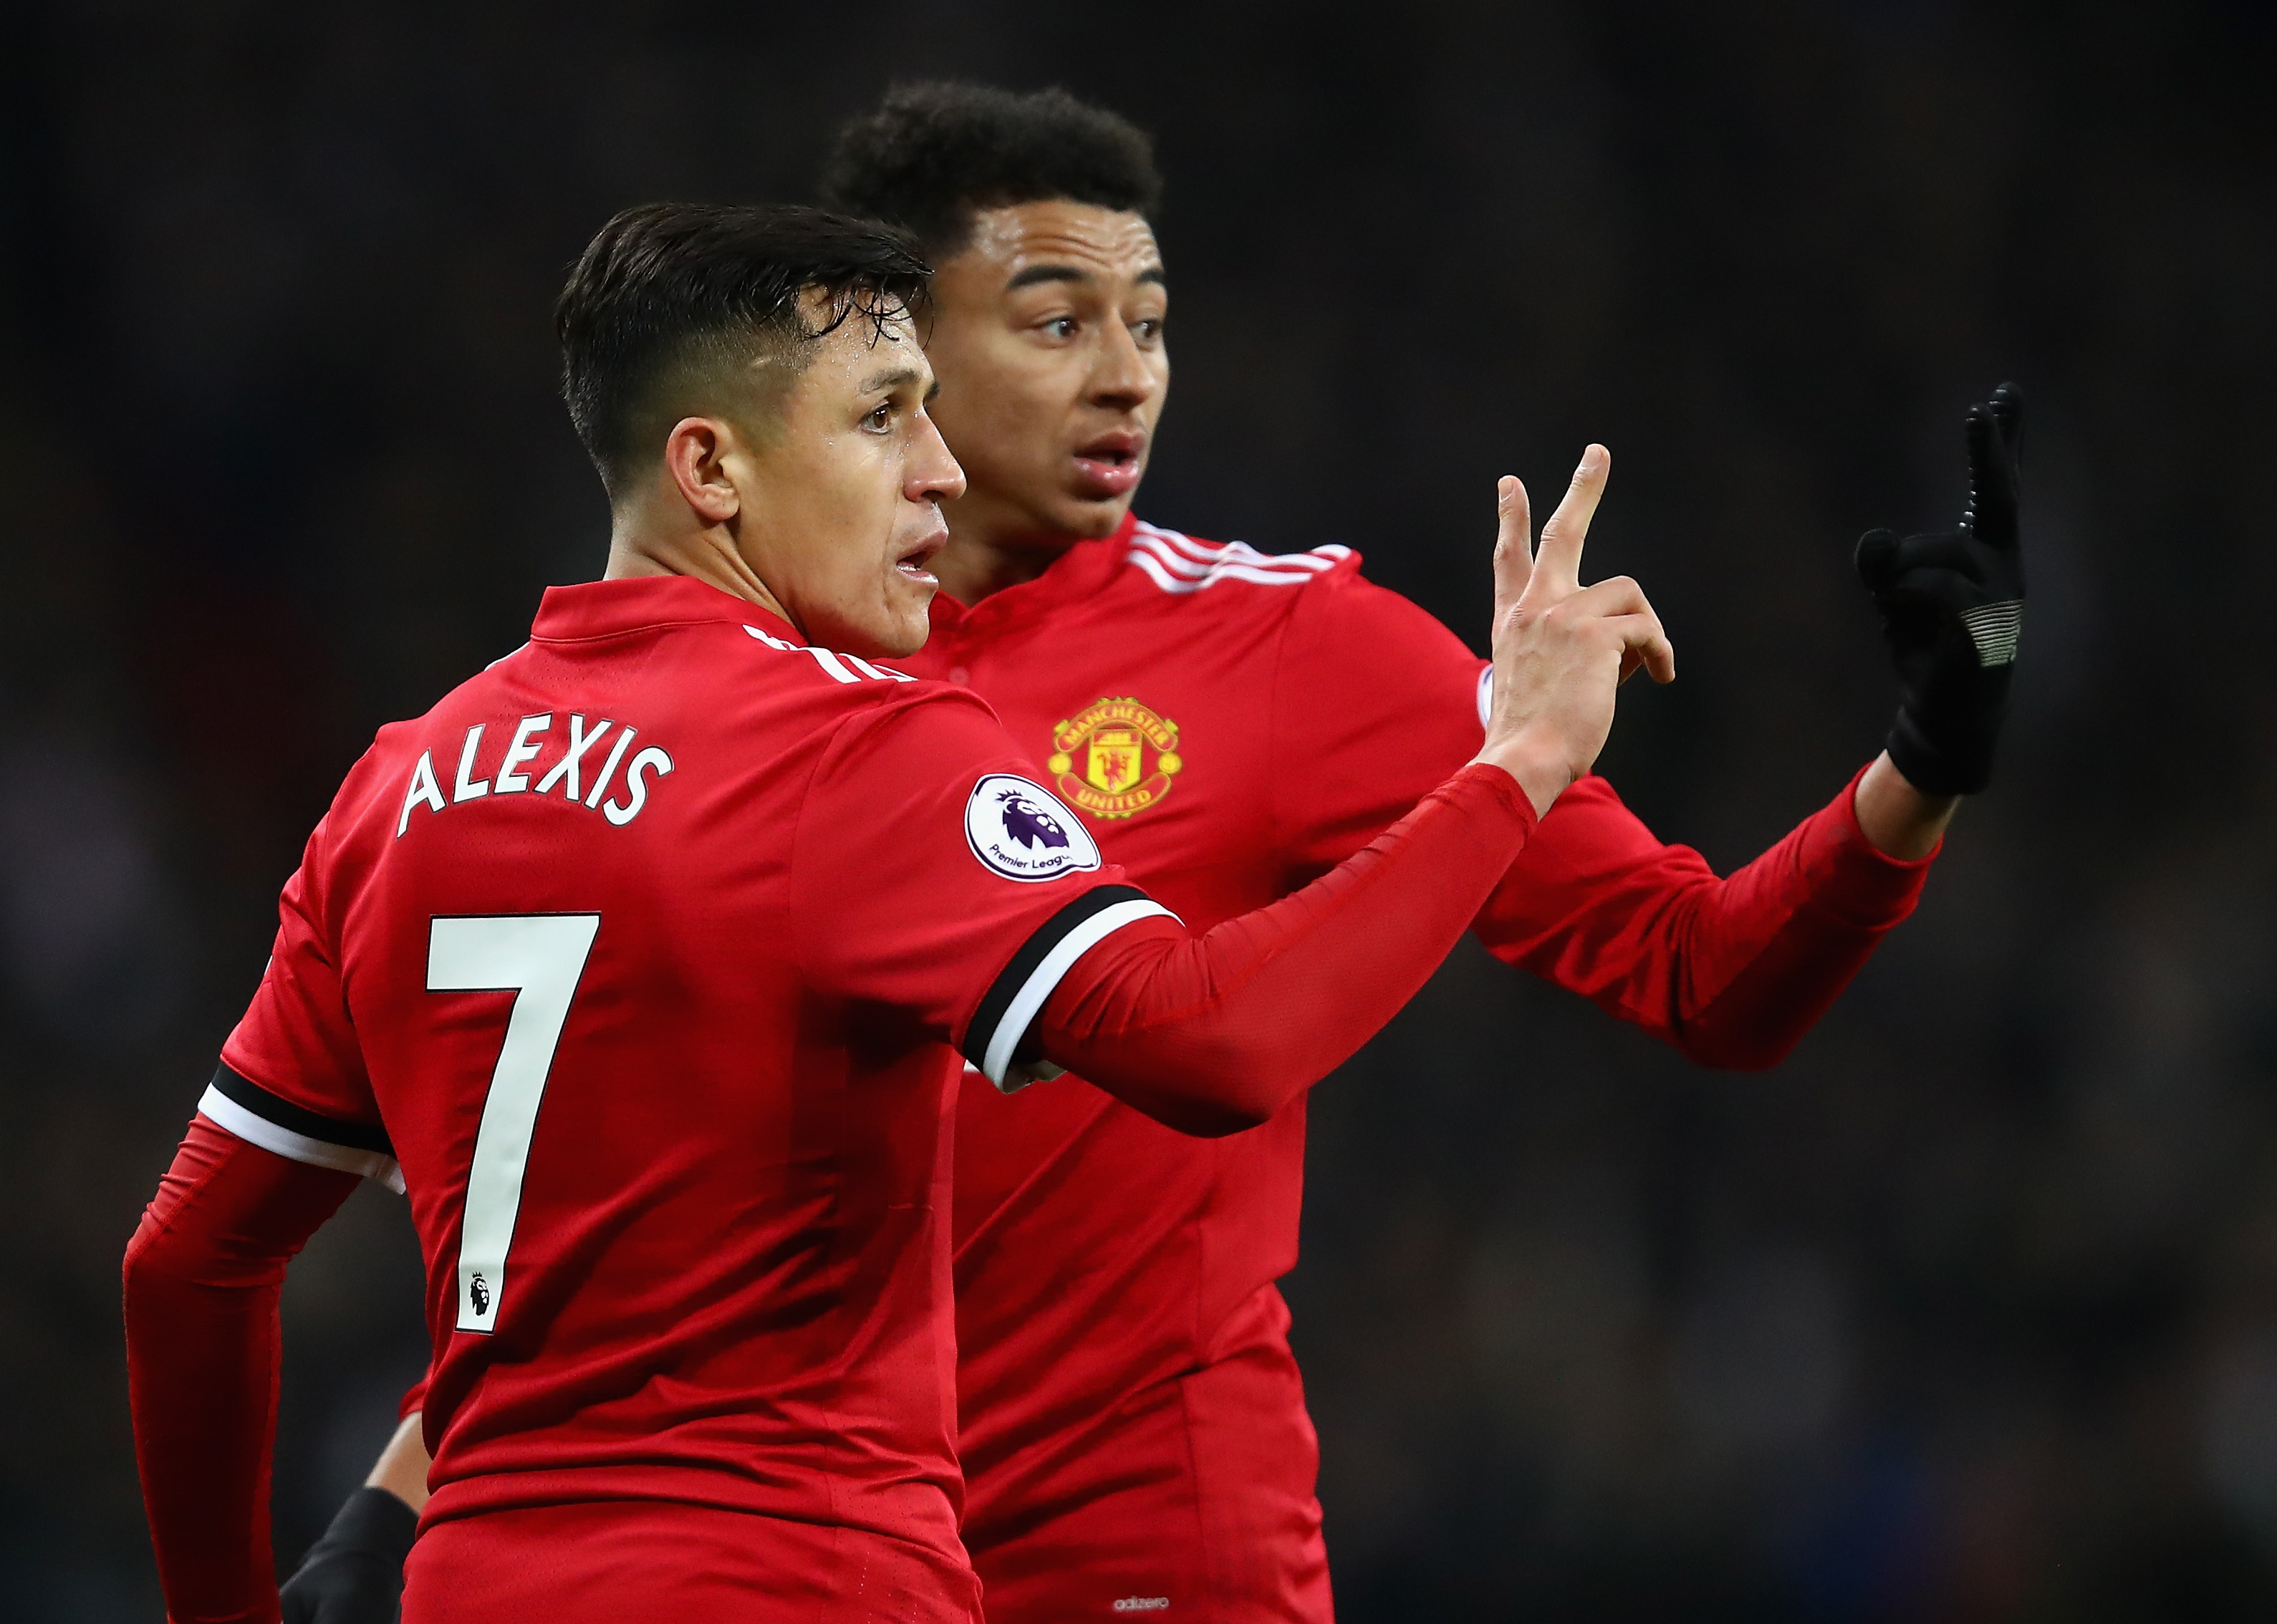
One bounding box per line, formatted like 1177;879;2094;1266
1046;483;1140;540
860;574;936;659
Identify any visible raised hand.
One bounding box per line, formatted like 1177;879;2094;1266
1855;383;2025;796
1474;446;1675;817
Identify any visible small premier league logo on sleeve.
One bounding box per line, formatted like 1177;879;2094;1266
966;775;1103;882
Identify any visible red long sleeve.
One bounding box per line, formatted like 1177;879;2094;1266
124;1115;360;1624
1478;766;1935;1070
1037;763;1537;1134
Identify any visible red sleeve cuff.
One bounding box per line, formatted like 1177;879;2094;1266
1797;764;1937;929
1458;758;1543;840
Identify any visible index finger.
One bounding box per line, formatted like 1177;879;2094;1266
1965;397;2020;547
1528;445;1610;596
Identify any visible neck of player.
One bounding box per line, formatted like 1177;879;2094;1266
928;487;1104;606
602;496;796;628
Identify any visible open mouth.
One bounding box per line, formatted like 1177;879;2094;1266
895;523;948;586
1072;430;1147;499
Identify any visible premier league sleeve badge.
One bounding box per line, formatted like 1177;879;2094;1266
964;775;1104;881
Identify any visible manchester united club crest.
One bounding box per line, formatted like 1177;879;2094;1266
1046;697;1183;820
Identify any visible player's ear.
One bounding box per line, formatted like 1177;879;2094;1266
663;417;741;525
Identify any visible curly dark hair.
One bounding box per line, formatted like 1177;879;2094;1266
555;201;930;496
819;82;1162;261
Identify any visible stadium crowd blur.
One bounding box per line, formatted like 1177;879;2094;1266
2;1;2272;1618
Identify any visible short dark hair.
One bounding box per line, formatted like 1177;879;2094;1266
555;201;930;496
818;82;1162;261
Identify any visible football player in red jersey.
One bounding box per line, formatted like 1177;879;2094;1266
125;202;1680;1623
281;90;2025;1624
833;87;2016;1624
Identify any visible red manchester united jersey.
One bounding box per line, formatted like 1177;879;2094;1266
902;513;1933;1616
208;574;1170;1570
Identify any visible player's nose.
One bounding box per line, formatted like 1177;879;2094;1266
1087;319;1157;410
908;413;967;504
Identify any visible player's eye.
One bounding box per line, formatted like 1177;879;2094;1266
1133;318;1164;344
1044;316;1079;340
863;404;893;432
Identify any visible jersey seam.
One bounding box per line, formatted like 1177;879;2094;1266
274;812;378;1116
784;707;881;994
1261;569;1312;872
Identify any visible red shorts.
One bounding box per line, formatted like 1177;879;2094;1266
401;1500;983;1624
968;1293;1332;1624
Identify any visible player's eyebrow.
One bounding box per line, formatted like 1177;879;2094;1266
1006;263;1168;291
1005;264;1091;291
860;364;925;393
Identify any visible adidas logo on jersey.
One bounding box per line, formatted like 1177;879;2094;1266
398;715;674;837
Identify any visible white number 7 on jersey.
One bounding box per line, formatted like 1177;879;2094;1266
428;914;600;1334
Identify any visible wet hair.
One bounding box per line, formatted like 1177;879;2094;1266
818;82;1162;261
555;201;930;496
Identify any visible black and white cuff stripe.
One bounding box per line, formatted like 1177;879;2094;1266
965;885;1178;1093
198;1063;405;1193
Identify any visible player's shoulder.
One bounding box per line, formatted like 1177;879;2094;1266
511;612;973;723
349;619;985;805
1117;519;1362;612
1120;517;1478;659
725;620;940;701
718;622;1006;758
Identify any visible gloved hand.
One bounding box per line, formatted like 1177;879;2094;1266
1855;383;2024;795
280;1486;415;1623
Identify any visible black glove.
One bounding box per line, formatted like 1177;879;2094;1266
280;1486;416;1624
1854;382;2024;795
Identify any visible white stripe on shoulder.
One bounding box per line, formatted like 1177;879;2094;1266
1138;521;1349;562
743;626;915;684
1127;524;1351;595
1135;523;1344;572
198;1086;406;1193
807;647;865;684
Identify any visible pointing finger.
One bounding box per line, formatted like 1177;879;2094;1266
1527;445;1609;599
1986;381;2024;457
1965;399;2020;548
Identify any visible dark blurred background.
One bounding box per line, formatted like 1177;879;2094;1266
2;1;2272;1617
